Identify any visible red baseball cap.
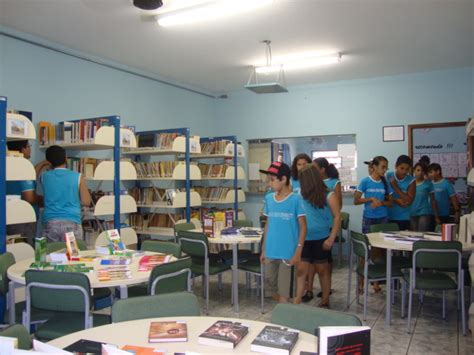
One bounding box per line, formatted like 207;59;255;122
259;161;291;179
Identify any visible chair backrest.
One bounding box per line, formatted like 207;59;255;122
176;231;209;258
148;257;192;295
0;252;16;296
0;324;32;350
412;240;462;270
45;240;87;254
174;222;195;234
141;240;181;258
350;231;369;259
369;223;399;233
25;270;91;313
341;212;350;230
120;227;138;247
111;292;200;323
233;219;253;228
6;243;34;262
95;231;109;247
271;304;362;335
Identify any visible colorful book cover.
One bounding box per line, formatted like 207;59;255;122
251;325;299;355
198;320;249;349
318;326;371;355
64;232;80;259
148;321;188;343
107;229;125;252
100;257;131;265
138;255;172;272
121;345;166;354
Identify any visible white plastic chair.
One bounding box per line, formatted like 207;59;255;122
6;243;34;262
94;228;138;248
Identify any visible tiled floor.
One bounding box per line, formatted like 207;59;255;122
186;262;474;355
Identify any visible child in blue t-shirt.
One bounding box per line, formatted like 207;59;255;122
410;162;440;231
427;163;460;224
290;153;311;195
354;156;393;233
314;157;342;208
260;162;307;303
39;146;92;242
387;155;416;230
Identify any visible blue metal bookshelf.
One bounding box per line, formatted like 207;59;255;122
0;97;7;254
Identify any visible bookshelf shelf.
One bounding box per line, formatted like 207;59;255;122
6;199;36;225
6;156;36;181
201;189;246;205
39;127;137;151
94;195;138;216
123;136;201;156
201;166;245;181
136;163;201;181
137;191;202;209
6;113;36;141
89;161;137;181
191;143;245;159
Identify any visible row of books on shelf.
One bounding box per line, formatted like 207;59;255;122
67;157;100;179
133;161;190;178
129;213;184;230
137;132;181;149
129;187;182;206
198;163;233;178
194;187;240;202
200;140;232;155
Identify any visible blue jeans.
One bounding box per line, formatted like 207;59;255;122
362;216;388;234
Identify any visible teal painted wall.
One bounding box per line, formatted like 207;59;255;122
215;67;474;233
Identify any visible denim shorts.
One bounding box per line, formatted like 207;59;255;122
42;220;83;242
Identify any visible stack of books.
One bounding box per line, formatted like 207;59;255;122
97;266;132;281
138;255;172;272
195;187;239;202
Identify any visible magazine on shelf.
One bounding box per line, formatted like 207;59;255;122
198;320;249;349
250;325;299;355
148;321;188;343
318;326;370;355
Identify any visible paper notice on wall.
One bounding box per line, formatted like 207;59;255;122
337;144;356;158
248;163;261;180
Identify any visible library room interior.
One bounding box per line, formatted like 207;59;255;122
1;0;474;354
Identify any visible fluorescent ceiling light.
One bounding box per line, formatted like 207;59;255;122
255;52;342;74
157;0;273;27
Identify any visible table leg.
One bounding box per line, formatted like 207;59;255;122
385;248;392;326
119;286;128;299
232;244;239;313
8;281;16;324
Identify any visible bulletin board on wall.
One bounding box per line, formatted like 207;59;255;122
408;121;468;206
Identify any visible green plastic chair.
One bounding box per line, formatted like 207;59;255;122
127;257;192;298
368;223;399;233
112;292;200;323
233;219;253;228
238;258;264;313
402;240;466;335
336;212;350;266
141;240;181;258
271;303;362;335
24;270;110;341
173;222;195;243
347;231;403;320
176;231;231;313
44;240;87;254
0;324;32;350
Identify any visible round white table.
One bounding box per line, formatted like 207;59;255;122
6;250;175;324
365;232;474;326
48;316;318;354
207;232;262;313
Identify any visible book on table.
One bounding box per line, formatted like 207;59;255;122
148;320;188;343
97;266;132;281
107;229;125;252
138;255;172;272
318;326;370;355
64;232;80;260
198;320;249;349
100;257;132;265
250;325;299;355
121;345;166;354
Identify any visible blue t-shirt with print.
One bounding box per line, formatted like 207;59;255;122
291;178;301;195
432;179;456;217
324;178;340;192
263;192;306;259
410;180;434;217
357;176;392;219
387;171;415;221
302;192;334;241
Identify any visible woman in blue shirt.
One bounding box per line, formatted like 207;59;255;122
387;155;416;230
410;162;440;231
297;164;341;308
290;153;311;195
313;157;342;208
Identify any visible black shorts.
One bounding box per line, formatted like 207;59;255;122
301;239;331;264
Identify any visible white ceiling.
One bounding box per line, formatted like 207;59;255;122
1;0;473;95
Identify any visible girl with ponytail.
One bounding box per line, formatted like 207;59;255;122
313;157;342;208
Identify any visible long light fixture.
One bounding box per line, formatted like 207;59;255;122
255;52;342;74
157;0;273;27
